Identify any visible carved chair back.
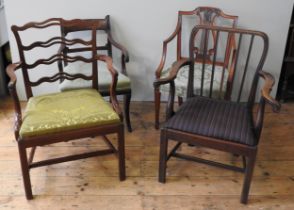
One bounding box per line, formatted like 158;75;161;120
176;7;238;66
11;18;103;99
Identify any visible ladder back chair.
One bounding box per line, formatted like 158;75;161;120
154;25;281;204
58;15;132;132
154;7;238;129
7;18;126;199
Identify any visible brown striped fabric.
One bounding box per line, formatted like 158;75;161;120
164;96;257;146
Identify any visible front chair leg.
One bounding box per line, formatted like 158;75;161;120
18;142;33;200
158;130;168;183
123;93;132;132
154;88;161;129
241;151;257;204
118;125;126;181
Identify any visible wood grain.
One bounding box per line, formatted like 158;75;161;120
0;99;293;209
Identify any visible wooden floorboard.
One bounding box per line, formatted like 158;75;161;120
0;98;294;209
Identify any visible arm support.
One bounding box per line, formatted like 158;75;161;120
153;58;190;88
259;71;281;112
153;58;191;119
254;70;281;139
97;55;123;121
6;62;22;140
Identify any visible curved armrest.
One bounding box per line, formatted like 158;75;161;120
6;63;21;88
259;71;281;112
107;33;129;62
155;23;181;78
153;58;190;88
96;55;123;120
6;62;22;140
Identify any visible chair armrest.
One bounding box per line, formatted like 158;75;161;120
154;58;190;119
153;58;190;88
259;70;281;112
155;23;181;79
96;55;123;121
6;62;23;140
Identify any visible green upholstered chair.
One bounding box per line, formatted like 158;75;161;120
58;16;132;132
154;7;238;129
7;18;126;200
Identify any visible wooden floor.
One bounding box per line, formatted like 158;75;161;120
0;98;294;210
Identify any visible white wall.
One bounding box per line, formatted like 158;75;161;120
4;0;294;101
0;5;8;46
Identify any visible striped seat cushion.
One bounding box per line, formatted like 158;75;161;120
164;96;256;146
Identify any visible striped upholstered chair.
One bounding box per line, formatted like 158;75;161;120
154;25;280;204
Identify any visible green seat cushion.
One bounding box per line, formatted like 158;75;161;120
19;89;120;138
59;61;131;92
160;63;229;97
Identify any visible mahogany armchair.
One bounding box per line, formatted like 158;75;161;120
154;25;280;204
58;15;132;132
154;7;238;129
7;18;126;199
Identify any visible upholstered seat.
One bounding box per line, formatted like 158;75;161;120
20;89;120;138
160;63;228;97
164;96;256;146
59;61;131;93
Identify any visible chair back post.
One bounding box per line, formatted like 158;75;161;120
176;13;182;61
247;32;269;110
11;26;32;99
105;15;113;58
90;22;98;90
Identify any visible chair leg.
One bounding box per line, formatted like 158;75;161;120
123;93;132;132
240;152;257;204
158;130;168;183
178;96;183;106
118;125;126;181
155;89;161;129
18;143;33;200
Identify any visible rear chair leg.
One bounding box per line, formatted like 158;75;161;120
158;130;168;183
118;125;126;181
154;89;161;129
123;94;132;132
241;151;257;204
18;142;33;200
178;96;183;106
